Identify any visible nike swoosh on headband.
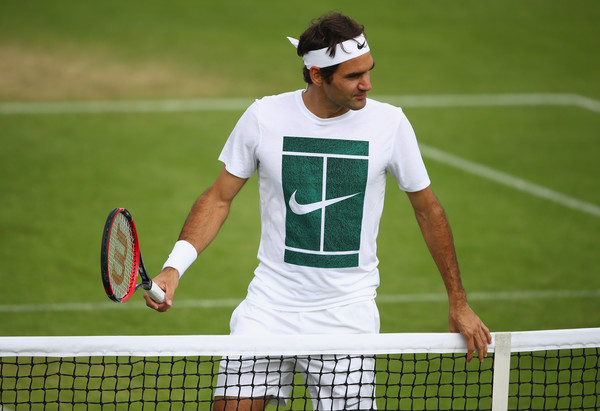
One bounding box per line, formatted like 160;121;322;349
286;34;370;69
288;191;361;215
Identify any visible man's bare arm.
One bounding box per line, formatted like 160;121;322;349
145;166;248;311
178;166;248;252
406;187;491;362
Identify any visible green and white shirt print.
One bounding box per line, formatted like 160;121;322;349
282;136;368;269
219;90;430;311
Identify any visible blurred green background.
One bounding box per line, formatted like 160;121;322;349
0;0;599;337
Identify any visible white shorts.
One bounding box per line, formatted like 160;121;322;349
214;299;380;410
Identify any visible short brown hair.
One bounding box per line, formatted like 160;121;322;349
296;12;366;84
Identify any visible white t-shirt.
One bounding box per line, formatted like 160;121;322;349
219;90;430;311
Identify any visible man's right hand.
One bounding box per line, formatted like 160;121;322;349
144;267;180;312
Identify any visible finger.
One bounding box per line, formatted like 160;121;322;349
484;325;492;344
144;292;159;310
477;328;490;362
165;283;175;307
155;294;172;312
477;339;486;362
465;337;475;363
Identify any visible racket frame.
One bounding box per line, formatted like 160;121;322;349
101;208;165;303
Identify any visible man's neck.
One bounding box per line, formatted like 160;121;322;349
301;86;349;119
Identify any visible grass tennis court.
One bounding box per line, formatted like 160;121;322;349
0;0;599;340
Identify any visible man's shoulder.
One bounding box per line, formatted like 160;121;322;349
256;90;300;105
362;98;407;124
241;91;299;119
365;97;405;114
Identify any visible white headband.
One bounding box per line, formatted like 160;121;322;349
287;34;370;69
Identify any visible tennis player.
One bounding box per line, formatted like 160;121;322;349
146;12;492;410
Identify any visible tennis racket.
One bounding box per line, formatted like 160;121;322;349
100;208;165;303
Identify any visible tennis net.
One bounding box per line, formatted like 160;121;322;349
0;328;598;410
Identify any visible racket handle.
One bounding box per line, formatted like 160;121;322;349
146;281;166;303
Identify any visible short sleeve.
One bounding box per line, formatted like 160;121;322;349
218;101;261;178
386;112;431;192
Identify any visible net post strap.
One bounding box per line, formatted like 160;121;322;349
491;332;511;411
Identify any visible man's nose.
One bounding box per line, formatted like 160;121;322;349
359;73;372;92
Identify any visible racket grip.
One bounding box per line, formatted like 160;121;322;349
147;281;166;303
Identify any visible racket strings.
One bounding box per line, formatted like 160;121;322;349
108;214;137;300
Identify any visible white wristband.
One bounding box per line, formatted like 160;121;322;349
162;240;198;278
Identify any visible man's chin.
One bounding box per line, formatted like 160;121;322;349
349;99;368;111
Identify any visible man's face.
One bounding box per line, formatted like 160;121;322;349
320;52;374;113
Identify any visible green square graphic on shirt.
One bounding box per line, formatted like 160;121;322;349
282;137;369;268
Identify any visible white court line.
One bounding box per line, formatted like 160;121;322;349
376;289;600;304
0;94;598;314
379;93;600;113
2;93;598;217
420;144;600;218
1;289;598;313
1;93;600;115
2;93;599;217
0;97;254;115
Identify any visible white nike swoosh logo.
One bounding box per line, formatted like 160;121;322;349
288;190;361;215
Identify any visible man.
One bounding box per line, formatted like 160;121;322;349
145;12;491;410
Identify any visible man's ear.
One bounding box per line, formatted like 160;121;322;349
309;67;323;86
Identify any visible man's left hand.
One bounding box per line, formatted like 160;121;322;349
448;303;492;362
